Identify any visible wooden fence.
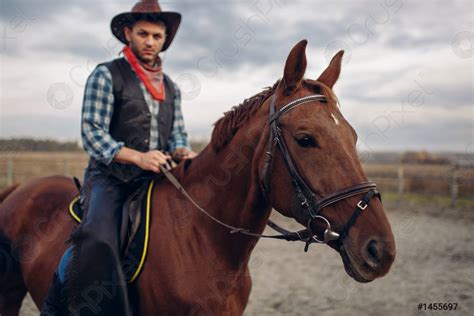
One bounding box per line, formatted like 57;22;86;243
367;164;473;206
1;153;473;205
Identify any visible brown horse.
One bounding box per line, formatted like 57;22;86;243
0;40;395;315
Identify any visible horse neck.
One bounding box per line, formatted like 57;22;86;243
178;120;272;267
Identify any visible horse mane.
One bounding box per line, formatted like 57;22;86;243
209;79;339;153
210;80;280;153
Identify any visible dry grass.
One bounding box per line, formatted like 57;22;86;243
0;153;472;198
0;152;89;187
363;163;474;197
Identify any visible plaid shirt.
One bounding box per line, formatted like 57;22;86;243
81;62;190;165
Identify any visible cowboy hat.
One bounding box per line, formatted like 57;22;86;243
111;0;181;51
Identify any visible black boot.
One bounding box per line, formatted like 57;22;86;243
41;271;67;316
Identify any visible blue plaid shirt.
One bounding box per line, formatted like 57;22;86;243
81;62;191;165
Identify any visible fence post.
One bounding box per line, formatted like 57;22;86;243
397;165;404;198
63;160;70;177
7;158;13;186
450;164;459;207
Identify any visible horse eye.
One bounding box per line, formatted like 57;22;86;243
295;135;318;148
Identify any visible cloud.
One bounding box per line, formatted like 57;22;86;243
0;114;80;140
356;115;473;152
0;0;472;151
0;0;110;21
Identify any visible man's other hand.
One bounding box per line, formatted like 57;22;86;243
172;148;197;163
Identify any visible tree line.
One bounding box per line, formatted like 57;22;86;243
0;138;209;153
0;138;82;152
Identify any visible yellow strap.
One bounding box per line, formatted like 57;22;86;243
129;179;154;283
67;180;154;283
69;196;81;223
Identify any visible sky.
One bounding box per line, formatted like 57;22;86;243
0;0;473;152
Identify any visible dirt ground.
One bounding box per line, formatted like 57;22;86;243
19;199;474;315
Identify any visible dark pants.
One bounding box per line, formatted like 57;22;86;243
42;168;136;316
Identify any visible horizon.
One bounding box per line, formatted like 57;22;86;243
0;136;471;155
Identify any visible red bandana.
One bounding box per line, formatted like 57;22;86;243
122;46;166;101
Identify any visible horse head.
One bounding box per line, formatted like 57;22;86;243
256;40;396;282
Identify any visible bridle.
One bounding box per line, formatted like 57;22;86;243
260;93;381;251
160;92;381;252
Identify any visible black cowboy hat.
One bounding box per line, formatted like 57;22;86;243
111;0;181;51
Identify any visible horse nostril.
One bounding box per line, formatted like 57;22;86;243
366;240;381;265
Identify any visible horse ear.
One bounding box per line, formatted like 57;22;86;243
282;39;308;93
317;50;344;88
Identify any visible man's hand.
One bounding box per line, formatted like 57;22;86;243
172;147;197;163
137;150;171;173
113;147;171;173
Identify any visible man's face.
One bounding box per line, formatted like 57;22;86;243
124;20;167;65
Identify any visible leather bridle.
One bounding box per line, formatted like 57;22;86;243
160;93;381;252
260;93;381;251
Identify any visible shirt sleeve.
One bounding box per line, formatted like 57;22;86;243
168;82;192;152
81;65;124;165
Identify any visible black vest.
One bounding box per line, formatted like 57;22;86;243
87;58;176;183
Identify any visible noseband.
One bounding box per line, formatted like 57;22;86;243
160;93;381;252
260;94;381;251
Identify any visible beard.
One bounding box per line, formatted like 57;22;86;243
129;41;159;65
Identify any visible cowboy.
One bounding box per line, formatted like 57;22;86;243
41;0;196;314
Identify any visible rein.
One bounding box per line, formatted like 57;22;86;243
159;163;311;241
159;93;381;252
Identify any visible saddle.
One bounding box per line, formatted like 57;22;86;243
68;176;155;283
